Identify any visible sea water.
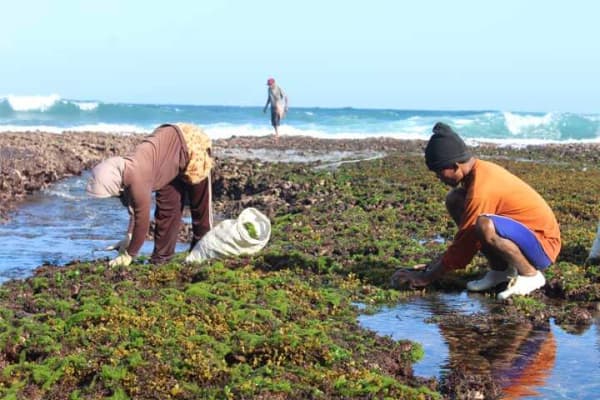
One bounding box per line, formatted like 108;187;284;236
1;94;599;144
0;173;188;283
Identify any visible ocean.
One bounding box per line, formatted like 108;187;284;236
1;94;599;144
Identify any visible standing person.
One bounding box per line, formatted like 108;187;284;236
86;123;213;267
392;122;561;300
262;77;288;139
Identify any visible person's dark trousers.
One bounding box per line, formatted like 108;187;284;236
188;177;211;250
151;178;186;264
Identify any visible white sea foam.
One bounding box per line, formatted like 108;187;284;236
63;123;149;134
6;121;590;146
466;136;600;148
41;189;79;201
73;101;99;111
203;124;432;141
452;118;476;128
3;94;61;112
0;123;149;134
503;112;554;135
1;116;599;147
0;121;430;140
0;125;66;133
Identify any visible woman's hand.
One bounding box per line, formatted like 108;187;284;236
109;251;132;267
106;233;132;254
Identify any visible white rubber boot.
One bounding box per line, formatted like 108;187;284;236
497;271;546;300
466;267;516;292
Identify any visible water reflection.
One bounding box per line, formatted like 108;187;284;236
496;328;556;399
358;292;600;399
438;312;555;399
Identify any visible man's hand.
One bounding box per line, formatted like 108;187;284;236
109;251;132;267
390;268;432;288
106;233;132;254
390;260;443;289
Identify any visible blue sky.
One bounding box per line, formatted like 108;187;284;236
1;0;598;112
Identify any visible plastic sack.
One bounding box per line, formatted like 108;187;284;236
275;103;286;119
185;207;271;263
588;221;600;261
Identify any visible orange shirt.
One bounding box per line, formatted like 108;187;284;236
442;159;561;271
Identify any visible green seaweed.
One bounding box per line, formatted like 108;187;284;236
243;222;259;240
1;145;600;398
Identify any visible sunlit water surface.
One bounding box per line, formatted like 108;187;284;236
0;172;187;282
359;292;600;399
0;149;374;282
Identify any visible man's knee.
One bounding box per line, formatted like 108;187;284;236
475;215;497;245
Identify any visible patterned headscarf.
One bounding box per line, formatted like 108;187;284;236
86;156;125;198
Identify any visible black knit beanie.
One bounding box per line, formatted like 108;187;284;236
424;122;472;171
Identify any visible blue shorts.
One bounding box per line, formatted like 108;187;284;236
485;214;552;270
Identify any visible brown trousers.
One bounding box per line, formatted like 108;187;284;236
151;176;211;264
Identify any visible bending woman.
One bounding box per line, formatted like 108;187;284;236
86;123;213;267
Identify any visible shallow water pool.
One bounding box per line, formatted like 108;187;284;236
0;173;187;282
358;292;600;399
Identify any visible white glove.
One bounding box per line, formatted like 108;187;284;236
109;251;132;267
106;233;132;254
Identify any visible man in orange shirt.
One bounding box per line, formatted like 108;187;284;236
392;122;561;299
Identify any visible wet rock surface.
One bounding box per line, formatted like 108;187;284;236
3;131;600;223
0;132;425;241
0;131;142;221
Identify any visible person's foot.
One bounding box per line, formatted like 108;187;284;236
466;268;516;291
497;271;546;300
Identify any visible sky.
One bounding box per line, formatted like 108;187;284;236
1;0;599;113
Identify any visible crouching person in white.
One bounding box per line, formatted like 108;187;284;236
587;222;600;265
391;123;561;300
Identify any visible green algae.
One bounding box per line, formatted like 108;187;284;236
243;222;259;240
1;146;600;398
0;254;437;398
